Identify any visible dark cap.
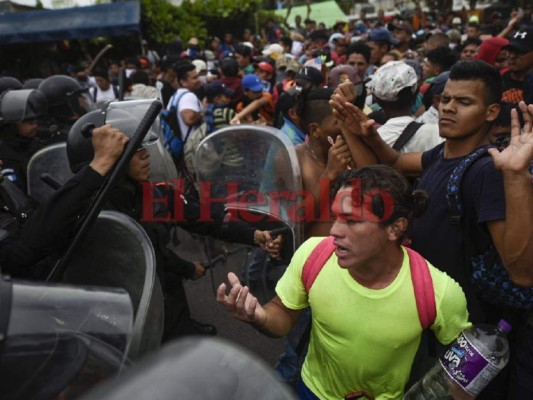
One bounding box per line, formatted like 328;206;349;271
204;81;235;98
428;71;450;97
295;67;323;86
368;28;400;45
505;27;533;54
393;23;413;35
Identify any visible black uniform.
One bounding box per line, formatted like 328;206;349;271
0;166;105;278
0;127;44;193
106;178;257;340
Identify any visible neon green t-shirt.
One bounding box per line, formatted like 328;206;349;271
275;237;471;400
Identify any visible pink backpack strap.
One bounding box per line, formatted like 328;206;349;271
301;236;336;293
406;247;436;329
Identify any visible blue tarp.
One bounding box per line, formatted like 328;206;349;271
0;1;140;45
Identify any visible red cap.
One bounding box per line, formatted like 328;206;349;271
257;62;274;74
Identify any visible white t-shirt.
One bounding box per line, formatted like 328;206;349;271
173;88;202;141
93;85;118;102
416;106;439;125
377;115;443;153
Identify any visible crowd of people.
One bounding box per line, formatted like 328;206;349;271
0;2;532;400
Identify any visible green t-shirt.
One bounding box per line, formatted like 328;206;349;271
276;237;471;400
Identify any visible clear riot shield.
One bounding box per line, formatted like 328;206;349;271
26;142;74;204
79;337;296;400
194;125;303;254
61;211;164;361
106;99;177;183
194;125;303;297
0;275;133;400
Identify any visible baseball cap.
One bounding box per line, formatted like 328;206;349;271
192;59;207;73
393;23;413;35
242;74;264;92
328;65;360;88
368;28;400;45
452;17;461;25
286;59;301;73
257;61;274;74
295;66;323;86
505;27;533;54
427;71;450;98
204;81;235;98
372;61;418;102
262;44;284;56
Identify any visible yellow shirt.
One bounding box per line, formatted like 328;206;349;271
276;237;471;400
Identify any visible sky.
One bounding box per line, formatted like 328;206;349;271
12;0;96;9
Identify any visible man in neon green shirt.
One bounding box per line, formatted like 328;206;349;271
217;165;470;399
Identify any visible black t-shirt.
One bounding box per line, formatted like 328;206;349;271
410;143;506;321
501;70;526;104
157;79;175;109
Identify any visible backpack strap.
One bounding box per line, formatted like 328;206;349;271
301;237;436;329
392;121;424;151
92;86;97;103
446;145;492;225
301;236;336;293
406;247;436;329
112;85;120;99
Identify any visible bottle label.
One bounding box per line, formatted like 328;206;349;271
439;332;500;396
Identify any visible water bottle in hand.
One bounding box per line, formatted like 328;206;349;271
404;320;512;399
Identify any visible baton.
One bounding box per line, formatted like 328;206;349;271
47;100;162;281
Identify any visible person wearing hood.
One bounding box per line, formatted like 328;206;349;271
475;37;510;74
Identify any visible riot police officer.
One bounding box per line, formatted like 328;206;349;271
37;75;93;144
67;106;282;340
0;89;48;192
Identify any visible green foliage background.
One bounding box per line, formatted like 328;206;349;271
141;0;280;47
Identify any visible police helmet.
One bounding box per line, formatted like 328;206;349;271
38;75;91;121
0;89;48;124
67;102;158;173
0;76;23;95
22;78;44;89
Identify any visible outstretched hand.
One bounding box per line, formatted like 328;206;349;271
217;272;266;326
489;102;533;173
329;94;377;140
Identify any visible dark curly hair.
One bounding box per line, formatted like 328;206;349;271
330;165;428;229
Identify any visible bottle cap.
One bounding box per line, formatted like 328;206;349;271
498;319;512;334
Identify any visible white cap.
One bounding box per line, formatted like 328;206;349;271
262;43;284;56
192;59;207;73
372;61;418;102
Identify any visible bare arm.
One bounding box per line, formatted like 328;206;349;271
487;102;533;286
217;272;301;337
330;84;377;167
497;12;520;38
330;95;424;176
231;96;269;124
181;108;203;126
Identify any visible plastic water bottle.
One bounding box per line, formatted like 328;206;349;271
404;320;512;399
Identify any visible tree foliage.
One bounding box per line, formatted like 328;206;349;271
141;0;207;46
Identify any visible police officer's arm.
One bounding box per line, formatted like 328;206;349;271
487;102;533;286
217;272;302;337
178;196;282;256
330;96;423;176
89;125;129;176
13;127;128;273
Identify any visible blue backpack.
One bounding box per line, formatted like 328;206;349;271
160;90;191;161
447;145;533;310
